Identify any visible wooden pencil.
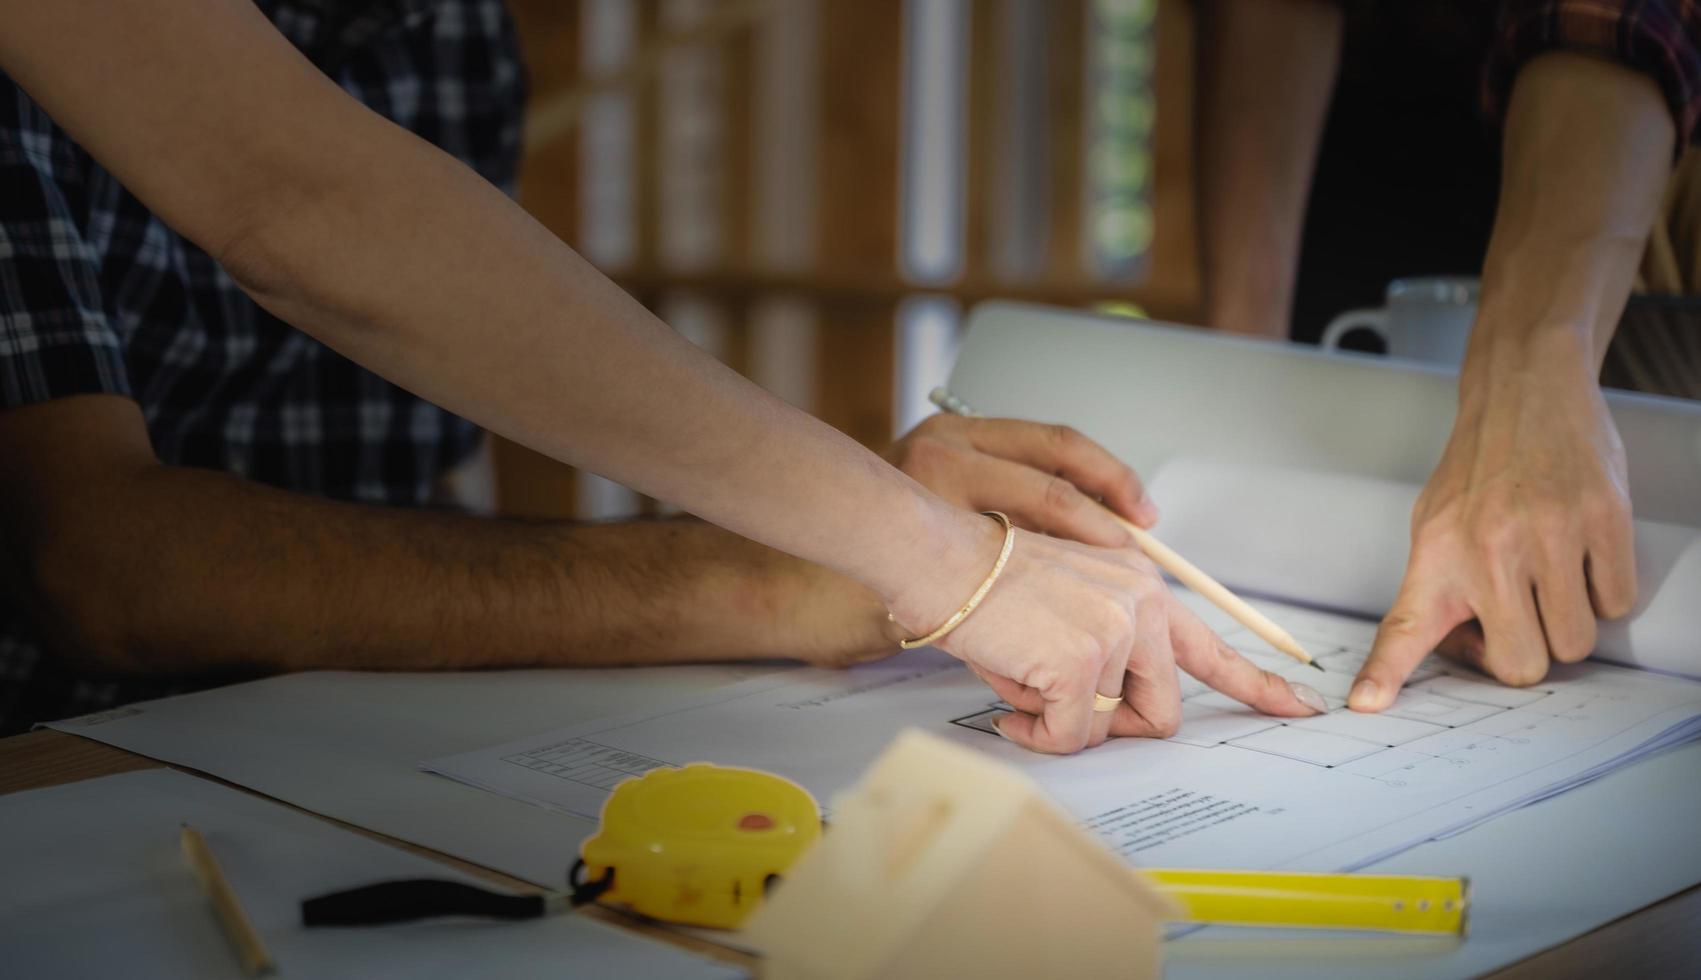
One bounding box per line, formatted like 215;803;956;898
1115;517;1318;669
181;824;276;977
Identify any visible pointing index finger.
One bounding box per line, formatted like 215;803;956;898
1352;577;1462;712
1169;602;1319;717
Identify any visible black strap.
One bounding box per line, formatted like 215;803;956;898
568;859;616;906
302;861;616;928
301;879;548;927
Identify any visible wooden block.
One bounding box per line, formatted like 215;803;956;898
746;730;1174;979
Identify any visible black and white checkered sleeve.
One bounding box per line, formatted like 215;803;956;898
0;77;131;410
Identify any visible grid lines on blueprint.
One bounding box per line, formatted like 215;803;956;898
500;738;671;790
948;627;1630;785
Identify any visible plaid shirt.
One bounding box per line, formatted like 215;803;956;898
1486;0;1701;147
0;0;523;734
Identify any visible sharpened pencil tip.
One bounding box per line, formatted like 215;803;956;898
1309;660;1325;672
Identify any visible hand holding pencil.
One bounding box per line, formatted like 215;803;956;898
925;388;1320;672
878;401;1329;754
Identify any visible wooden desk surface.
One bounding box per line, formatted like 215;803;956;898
0;730;754;974
3;729;1696;978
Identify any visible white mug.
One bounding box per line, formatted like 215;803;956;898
1321;277;1480;368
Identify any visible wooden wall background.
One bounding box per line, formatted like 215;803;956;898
493;0;1199;520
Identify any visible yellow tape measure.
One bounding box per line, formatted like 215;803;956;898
579;764;821;929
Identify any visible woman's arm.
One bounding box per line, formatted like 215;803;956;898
1;0;1316;753
0;0;949;609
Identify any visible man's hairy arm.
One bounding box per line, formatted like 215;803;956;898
1196;0;1342;338
1351;53;1672;707
1;396;892;676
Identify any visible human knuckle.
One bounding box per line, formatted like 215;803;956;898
1079;640;1113;676
1410;518;1458;557
1492;658;1549;687
1043;475;1083;513
1215;632;1251;664
1116;562;1160;600
1579;486;1628;527
1259;666;1291;697
1025;664;1062;696
1034;723;1082;754
1149;706;1182;738
1578;496;1614;529
1046;424;1084;451
1473;483;1520;517
1599;587;1636;620
1531;509;1576;545
1099;594;1138;634
1105;605;1137;641
1128;552;1162;580
1555;625;1596;664
1472;517;1524;560
1134;590;1168;625
1378;607;1426;641
915;412;951;435
894;434;951;474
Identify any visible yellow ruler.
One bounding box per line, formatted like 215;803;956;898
1142;868;1469;935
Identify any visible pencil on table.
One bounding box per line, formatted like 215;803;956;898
927;388;1320;671
181;824;276;977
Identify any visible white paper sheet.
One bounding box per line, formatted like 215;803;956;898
426;599;1701;879
47;663;779;886
0;769;745;980
1145;457;1701;679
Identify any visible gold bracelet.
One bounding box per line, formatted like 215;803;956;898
896;511;1016;650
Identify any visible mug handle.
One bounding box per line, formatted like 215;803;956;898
1320;309;1389;351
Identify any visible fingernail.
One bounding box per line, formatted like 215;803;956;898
991;717;1014;741
1288;681;1327;715
1349;678;1380;710
1137;498;1160;525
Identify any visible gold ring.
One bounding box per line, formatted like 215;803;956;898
1092;693;1123;713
